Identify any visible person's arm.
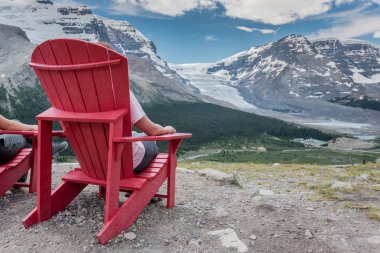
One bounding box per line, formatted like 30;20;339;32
0;115;38;131
134;115;175;136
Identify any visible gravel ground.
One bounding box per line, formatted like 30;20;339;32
1;163;380;253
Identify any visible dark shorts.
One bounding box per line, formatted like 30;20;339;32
0;134;27;164
133;136;158;173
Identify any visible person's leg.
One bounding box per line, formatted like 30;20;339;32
0;134;27;164
133;141;158;173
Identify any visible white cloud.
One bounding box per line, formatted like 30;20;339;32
109;0;216;16
107;0;380;22
335;0;354;5
204;35;218;41
374;31;380;38
220;0;333;25
107;0;364;25
236;26;277;34
236;26;254;32
309;10;380;40
0;0;35;5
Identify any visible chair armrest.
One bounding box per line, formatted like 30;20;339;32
0;130;65;138
0;130;37;138
36;107;128;123
113;133;192;143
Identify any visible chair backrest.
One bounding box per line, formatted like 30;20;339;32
31;39;133;180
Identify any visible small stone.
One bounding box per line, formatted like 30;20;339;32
164;239;170;245
326;217;336;222
177;167;195;174
331;181;352;190
305;230;313;239
124;232;137;241
306;207;315;211
188;239;201;247
258;188;275;196
250;241;255;246
197;168;233;183
367;235;380;244
249;234;257;240
356;174;370;181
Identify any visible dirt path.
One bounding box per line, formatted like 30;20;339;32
1;163;379;253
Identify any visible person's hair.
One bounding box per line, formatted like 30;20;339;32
97;41;113;49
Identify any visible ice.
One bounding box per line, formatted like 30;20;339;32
170;63;257;110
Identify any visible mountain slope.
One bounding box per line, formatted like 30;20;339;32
174;35;380;136
207;35;380;111
0;0;198;103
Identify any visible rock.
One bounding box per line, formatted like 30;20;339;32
249;234;257;240
188;238;202;247
305;230;313;239
124;232;137;241
367;235;380;244
207;228;248;253
331;181;352;190
272;163;280;166
258;188;275;196
356;174;370;181
197;168;233;182
211;206;229;218
306;207;315;211
177;167;194;174
257;147;267;152
375;158;380;164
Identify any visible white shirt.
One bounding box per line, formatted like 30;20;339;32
129;91;146;169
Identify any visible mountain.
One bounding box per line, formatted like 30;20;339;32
173;35;380;136
0;0;198;103
206;35;380;111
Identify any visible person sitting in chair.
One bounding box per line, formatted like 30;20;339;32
128;91;175;172
0;115;68;183
97;41;176;173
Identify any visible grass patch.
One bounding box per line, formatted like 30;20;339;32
231;169;243;188
197;148;380;165
180;161;380;221
343;202;380;221
308;183;339;200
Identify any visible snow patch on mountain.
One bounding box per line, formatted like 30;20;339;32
170;63;256;110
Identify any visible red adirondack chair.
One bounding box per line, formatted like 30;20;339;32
0;131;37;196
23;38;192;244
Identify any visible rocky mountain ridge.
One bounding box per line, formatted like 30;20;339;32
173;35;380;136
206;35;380;112
0;0;197;105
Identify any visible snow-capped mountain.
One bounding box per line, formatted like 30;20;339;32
187;35;379;113
0;0;197;103
174;35;380;136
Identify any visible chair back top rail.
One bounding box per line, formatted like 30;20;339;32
29;59;121;71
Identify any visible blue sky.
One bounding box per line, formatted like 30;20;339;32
59;0;380;63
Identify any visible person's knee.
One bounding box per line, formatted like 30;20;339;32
0;134;27;164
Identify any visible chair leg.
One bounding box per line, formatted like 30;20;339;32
98;186;106;199
97;161;168;244
23;181;86;228
167;139;181;208
29;139;38;193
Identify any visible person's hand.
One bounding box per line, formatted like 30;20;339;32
163;126;176;134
